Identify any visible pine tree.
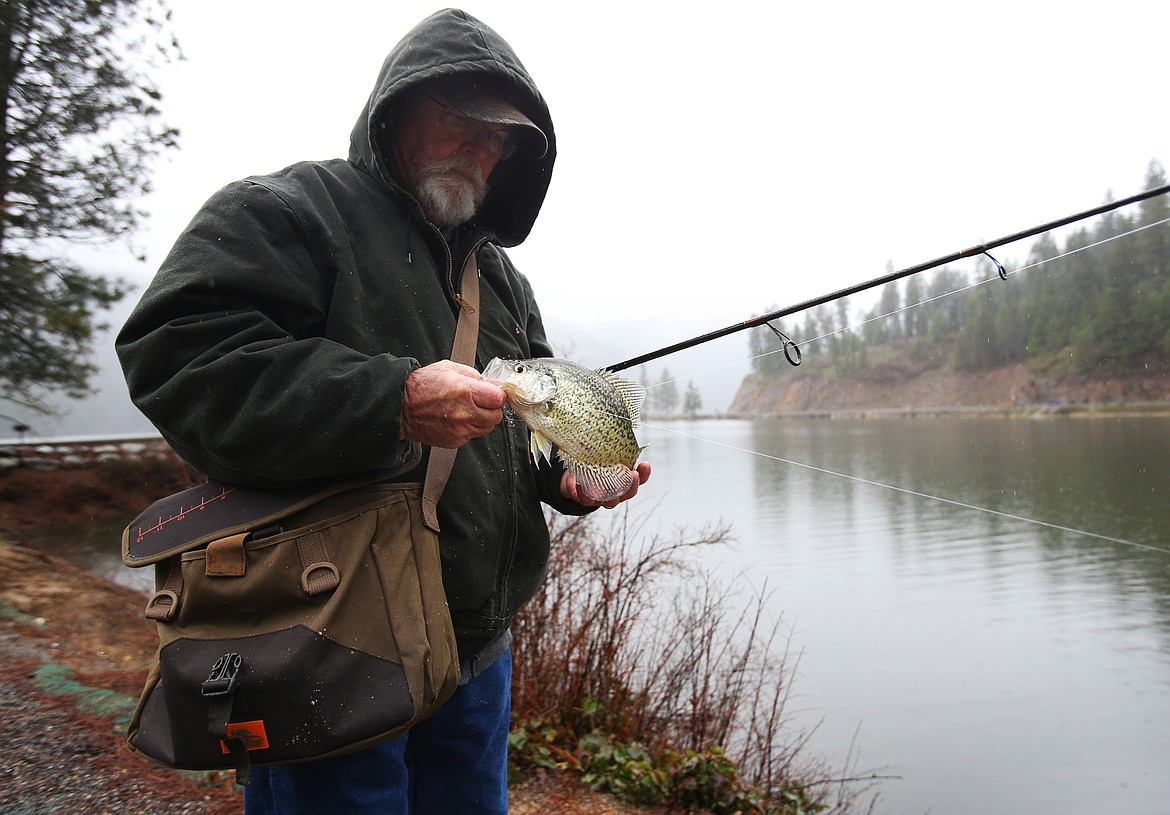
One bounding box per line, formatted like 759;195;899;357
0;0;180;413
902;275;923;338
682;382;702;418
878;268;901;341
801;311;820;355
1134;161;1170;354
655;369;679;416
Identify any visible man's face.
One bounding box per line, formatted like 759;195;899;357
389;90;513;228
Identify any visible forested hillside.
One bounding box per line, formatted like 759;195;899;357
747;161;1169;389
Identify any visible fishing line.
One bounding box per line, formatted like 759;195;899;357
608;181;1170;373
610;218;1170;554
645;421;1170;556
641;215;1170;393
535;362;1168;555
558;200;1170;550
775;214;1170;364
553;383;1170;555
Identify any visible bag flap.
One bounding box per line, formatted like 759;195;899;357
122;445;423;567
122;480;329;566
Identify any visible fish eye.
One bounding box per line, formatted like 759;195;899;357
515;364;527;373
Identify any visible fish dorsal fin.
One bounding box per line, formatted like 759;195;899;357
598;369;645;428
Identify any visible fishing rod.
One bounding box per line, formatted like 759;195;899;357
607;182;1170;373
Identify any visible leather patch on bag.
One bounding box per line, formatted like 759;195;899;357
205;533;249;577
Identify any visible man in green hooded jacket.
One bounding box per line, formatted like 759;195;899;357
117;9;649;814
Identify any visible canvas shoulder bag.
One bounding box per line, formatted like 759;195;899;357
121;253;482;783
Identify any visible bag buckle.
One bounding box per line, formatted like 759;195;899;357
202;653;242;697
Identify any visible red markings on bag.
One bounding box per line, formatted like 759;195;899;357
219;720;270;753
135;486;237;543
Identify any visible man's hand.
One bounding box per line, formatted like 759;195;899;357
400;360;506;448
560;461;652;509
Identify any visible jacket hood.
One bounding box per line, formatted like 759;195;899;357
348;9;556;247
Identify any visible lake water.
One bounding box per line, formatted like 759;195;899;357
634;416;1170;815
30;416;1170;814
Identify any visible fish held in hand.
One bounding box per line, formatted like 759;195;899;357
483;357;647;502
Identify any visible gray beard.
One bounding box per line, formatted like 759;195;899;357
410;155;489;228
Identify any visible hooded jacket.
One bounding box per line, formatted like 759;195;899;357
117;9;581;662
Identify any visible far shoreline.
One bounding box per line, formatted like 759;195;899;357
649;401;1170;422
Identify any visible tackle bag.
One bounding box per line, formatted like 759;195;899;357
120;470;460;782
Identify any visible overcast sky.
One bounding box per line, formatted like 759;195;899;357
113;0;1167;312
42;0;1169;431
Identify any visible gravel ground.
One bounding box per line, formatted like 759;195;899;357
0;625;242;815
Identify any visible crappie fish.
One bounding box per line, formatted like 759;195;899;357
482;357;646;502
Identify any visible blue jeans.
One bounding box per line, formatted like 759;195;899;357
243;650;511;815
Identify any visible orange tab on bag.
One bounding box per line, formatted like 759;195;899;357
219;720;270;753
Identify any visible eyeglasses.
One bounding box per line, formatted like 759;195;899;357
423;93;520;160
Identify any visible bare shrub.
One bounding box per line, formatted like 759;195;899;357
511;508;877;813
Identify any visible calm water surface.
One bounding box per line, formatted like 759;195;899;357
636;417;1170;815
31;417;1170;814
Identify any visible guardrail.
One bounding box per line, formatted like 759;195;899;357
0;437;172;473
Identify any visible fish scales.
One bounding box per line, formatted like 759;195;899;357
482;357;645;502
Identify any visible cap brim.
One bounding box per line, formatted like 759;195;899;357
450;92;549;159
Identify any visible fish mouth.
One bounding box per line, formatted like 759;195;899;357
506;392;544;408
482;357;557;405
482;357;507;382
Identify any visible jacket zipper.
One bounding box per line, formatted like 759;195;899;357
435;227;488;314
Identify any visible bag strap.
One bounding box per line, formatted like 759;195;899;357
421;249;481;532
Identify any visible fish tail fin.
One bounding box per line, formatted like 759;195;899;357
569;460;637;503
